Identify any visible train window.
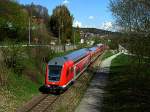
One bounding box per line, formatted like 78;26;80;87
48;65;62;81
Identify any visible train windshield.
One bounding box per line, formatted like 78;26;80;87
48;65;62;81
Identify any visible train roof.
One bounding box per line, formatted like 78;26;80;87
89;47;97;52
48;56;67;66
48;48;89;66
65;48;89;62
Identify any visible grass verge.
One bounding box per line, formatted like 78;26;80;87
102;54;150;112
102;50;114;60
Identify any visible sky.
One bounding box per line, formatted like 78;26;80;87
19;0;114;30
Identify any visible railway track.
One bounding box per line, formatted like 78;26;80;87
17;73;93;112
17;53;104;112
30;95;59;112
17;94;59;112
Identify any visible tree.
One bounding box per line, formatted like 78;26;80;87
109;0;150;33
72;26;81;44
23;3;49;23
49;5;73;44
0;0;29;41
109;0;150;64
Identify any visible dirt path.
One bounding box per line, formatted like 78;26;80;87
75;52;122;112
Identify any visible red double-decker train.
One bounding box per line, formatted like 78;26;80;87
40;44;106;93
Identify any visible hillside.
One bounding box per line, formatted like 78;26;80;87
80;28;112;35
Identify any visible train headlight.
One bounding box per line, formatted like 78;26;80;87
47;85;50;87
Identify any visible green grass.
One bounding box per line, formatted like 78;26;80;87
111;54;132;66
0;58;44;112
8;72;40;104
102;54;150;112
102;50;114;60
0;69;41;112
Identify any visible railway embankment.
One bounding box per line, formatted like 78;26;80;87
16;51;106;112
0;47;75;112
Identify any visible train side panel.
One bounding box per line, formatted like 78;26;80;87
73;54;91;80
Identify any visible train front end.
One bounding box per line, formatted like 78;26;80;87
45;64;62;92
40;57;67;93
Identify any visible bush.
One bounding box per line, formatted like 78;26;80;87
1;46;26;75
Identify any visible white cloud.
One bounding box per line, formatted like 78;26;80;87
62;0;69;5
73;20;97;28
100;21;113;31
73;20;82;27
88;16;95;20
82;25;88;28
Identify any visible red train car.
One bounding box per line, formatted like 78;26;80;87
41;44;106;93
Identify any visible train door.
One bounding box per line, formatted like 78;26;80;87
66;66;74;84
73;57;87;80
73;65;80;80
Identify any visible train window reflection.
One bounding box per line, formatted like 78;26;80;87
48;66;62;81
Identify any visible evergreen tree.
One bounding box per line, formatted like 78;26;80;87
72;26;81;44
49;5;73;44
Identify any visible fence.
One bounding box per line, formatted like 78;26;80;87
0;44;77;53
